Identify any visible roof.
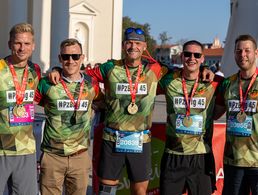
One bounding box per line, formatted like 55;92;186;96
203;48;224;56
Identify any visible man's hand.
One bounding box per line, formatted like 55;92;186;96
48;70;61;84
201;68;215;82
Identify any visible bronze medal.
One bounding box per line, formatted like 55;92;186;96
183;116;193;127
236;111;246;123
17;105;26;117
13;105;26;117
127;103;138;115
70;111;77;125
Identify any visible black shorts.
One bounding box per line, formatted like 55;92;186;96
160;153;214;195
98;140;151;182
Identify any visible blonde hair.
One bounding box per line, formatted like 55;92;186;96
9;23;34;41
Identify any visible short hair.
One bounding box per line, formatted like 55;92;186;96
9;23;34;41
60;38;83;53
234;34;257;50
183;40;204;51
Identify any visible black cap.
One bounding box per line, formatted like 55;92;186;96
124;28;145;42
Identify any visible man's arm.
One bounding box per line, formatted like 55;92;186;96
48;67;62;85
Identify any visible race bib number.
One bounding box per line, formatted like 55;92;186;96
228;100;257;113
173;97;206;109
115;131;143;153
9;104;34;126
116;83;147;95
6;90;34;103
57;100;89;111
176;114;203;135
227;115;252;136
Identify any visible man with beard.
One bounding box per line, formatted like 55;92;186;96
215;34;258;195
0;23;41;194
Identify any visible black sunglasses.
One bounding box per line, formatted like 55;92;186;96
183;51;202;59
125;27;145;35
60;54;81;61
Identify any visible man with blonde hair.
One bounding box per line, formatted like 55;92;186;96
0;23;41;194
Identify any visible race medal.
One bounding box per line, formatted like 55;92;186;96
125;63;142;116
127;103;138;115
237;111;247;123
13;105;26;117
70;111;76;125
183;116;193;127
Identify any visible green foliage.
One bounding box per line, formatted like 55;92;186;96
122;16;157;56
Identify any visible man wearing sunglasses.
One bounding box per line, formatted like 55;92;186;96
48;28;214;195
34;38;100;194
0;23;41;195
215;34;258;195
159;40;221;195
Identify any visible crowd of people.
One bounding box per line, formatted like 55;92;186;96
0;22;258;195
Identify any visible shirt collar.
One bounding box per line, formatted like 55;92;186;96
61;72;84;83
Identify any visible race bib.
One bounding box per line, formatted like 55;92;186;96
57;100;89;111
227;115;252;136
228;100;257;113
9;104;34;126
176;114;203;135
6;90;34;103
115;131;143;153
116;83;147;95
173;97;206;109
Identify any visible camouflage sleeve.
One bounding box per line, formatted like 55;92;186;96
34;77;51;106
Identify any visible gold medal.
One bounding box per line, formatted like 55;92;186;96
127;103;138;115
13;105;26;117
236;111;246;123
183;116;193;127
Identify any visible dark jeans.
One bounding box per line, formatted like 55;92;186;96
223;164;258;195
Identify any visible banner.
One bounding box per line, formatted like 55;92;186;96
93;122;226;195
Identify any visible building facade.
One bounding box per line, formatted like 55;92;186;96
0;0;123;72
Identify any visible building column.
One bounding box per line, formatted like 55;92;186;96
111;0;122;60
31;0;52;73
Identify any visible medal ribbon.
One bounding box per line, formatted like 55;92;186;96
125;64;142;104
238;69;258;113
182;72;199;117
60;79;85;110
9;63;29;105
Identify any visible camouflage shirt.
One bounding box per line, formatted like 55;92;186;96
34;74;99;156
217;71;258;167
0;58;41;155
159;70;219;155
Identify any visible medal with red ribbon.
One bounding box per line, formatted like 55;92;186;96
182;72;199;127
125;63;142;115
8;61;29;117
237;69;257;123
60;79;85;125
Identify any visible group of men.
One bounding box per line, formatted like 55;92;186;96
0;22;257;195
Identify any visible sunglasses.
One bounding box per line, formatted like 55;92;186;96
125;27;145;35
60;54;81;61
183;51;202;59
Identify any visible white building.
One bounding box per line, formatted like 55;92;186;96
222;0;258;76
154;44;183;66
0;0;123;73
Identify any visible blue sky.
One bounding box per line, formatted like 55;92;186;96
123;0;230;44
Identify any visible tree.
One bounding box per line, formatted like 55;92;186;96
159;31;172;46
122;16;157;56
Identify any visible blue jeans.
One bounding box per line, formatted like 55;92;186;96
223;164;258;195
